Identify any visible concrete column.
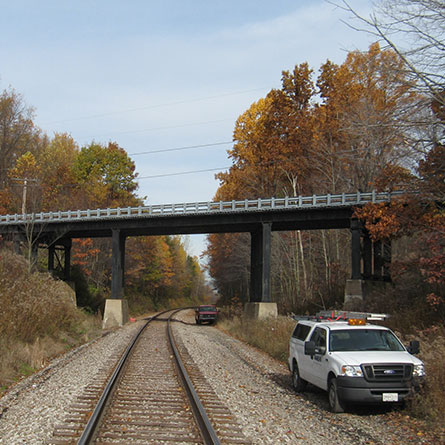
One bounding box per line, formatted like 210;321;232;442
111;229;126;299
351;219;362;280
250;222;272;303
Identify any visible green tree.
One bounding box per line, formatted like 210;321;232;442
73;141;140;208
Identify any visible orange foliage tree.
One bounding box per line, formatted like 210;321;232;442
207;43;439;313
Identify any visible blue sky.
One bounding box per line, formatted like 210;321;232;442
0;0;374;256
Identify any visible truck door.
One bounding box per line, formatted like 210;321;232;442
307;327;328;389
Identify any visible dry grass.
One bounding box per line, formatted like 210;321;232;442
219;311;445;433
400;325;445;428
218;315;295;363
0;249;102;392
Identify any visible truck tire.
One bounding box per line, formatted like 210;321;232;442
328;377;345;413
292;363;307;392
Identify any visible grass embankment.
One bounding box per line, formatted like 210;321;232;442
217;312;445;433
0;250;102;394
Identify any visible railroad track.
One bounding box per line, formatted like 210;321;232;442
49;309;250;444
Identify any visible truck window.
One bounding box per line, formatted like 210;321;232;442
329;329;405;352
198;306;217;312
292;324;311;341
309;327;327;352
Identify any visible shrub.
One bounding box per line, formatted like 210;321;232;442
402;325;445;427
0;249;101;389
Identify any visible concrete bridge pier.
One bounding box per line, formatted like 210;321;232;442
103;229;128;329
245;222;277;319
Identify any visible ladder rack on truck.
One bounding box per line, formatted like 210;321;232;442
291;310;389;322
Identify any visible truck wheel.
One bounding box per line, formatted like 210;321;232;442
292;364;307;392
328;378;345;413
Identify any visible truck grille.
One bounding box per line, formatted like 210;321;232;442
362;364;413;382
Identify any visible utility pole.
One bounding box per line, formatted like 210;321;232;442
11;177;39;214
22;178;28;214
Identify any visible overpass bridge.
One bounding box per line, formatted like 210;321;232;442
0;191;399;320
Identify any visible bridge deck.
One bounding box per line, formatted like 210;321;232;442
0;191;403;225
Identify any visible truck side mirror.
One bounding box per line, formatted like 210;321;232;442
408;340;420;355
304;340;316;356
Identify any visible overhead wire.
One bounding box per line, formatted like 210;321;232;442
137;167;231;180
90;118;233;139
128;141;232;156
41;87;268;126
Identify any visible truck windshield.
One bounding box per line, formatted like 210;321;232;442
329;329;405;352
199;306;217;312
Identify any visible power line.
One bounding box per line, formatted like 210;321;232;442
81;118;233;140
137;166;231;180
41;87;269;126
128;141;232;156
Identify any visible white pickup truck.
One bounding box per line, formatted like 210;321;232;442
288;312;425;412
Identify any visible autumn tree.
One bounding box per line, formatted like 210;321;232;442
331;1;445;315
0;88;42;189
314;43;419;192
218;64;315;199
38;133;80;211
208;43;428;313
125;235;208;312
0;86;208;314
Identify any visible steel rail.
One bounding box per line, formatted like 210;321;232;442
77;308;220;445
77;312;162;444
167;309;221;445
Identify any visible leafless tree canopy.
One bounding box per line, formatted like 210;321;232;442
335;0;445;104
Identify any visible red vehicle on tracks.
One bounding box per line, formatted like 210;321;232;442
195;304;219;325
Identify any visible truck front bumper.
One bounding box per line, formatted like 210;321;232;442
336;376;422;404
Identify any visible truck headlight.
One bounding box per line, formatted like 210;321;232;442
340;365;363;377
413;364;425;377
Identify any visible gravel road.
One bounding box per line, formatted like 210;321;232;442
0;311;441;444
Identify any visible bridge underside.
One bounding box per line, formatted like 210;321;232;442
1;204;391;305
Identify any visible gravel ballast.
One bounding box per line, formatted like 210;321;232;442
0;312;441;444
0;322;143;444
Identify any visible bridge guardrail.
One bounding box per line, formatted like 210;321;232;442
0;191;407;225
